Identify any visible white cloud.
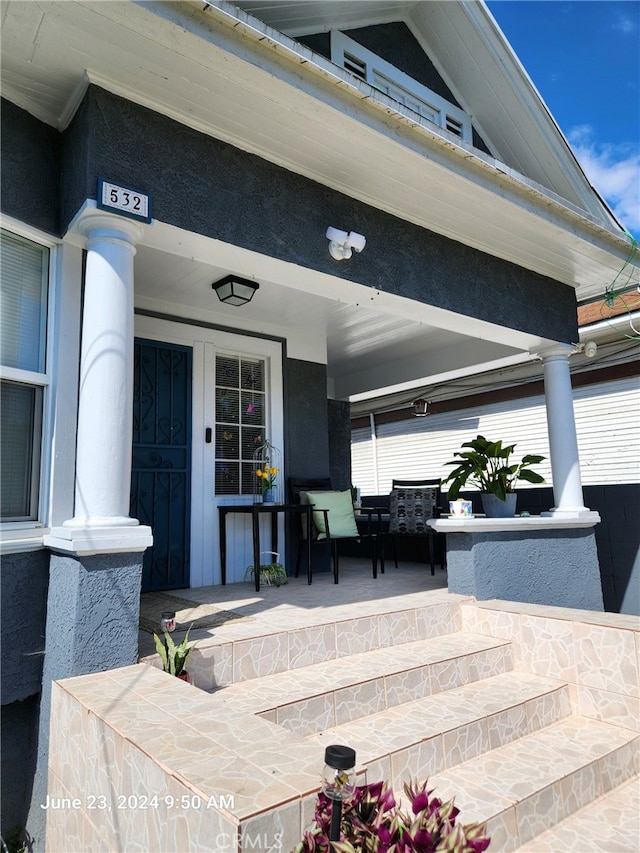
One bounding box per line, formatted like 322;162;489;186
612;13;636;34
568;126;640;237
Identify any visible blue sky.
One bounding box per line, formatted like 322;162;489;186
486;0;640;239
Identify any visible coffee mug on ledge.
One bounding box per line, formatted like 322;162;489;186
449;499;473;517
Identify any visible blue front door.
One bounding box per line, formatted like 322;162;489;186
131;339;192;591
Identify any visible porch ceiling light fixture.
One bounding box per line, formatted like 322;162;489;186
326;227;366;260
412;398;430;417
212;275;259;306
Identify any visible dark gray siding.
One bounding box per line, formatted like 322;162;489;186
2;89;578;343
1;98;60;235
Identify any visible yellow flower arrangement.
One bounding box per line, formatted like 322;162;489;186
256;465;278;493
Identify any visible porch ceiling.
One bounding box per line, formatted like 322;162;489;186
132;236;533;401
1;0;637;311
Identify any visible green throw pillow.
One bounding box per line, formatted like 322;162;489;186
303;490;359;540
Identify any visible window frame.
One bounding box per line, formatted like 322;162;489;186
0;220;57;532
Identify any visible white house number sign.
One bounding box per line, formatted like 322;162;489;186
97;178;152;223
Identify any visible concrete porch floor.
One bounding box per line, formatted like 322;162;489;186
138;557;448;658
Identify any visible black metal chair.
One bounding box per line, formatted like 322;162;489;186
288;477;380;583
384;478;446;575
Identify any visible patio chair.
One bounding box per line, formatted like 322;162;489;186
384;478;445;575
288;477;380;583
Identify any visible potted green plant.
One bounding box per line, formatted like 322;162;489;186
442;434;545;518
153;625;197;682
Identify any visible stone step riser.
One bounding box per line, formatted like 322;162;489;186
260;643;515;736
187;601;464;688
427;722;639;852
387;685;571;791
490;747;639;850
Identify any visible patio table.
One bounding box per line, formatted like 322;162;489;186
218;503;314;591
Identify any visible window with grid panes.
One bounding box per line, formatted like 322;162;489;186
1;229;49;520
214;354;266;495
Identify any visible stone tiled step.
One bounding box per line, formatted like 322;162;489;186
425;716;639;852
186;597;466;689
207;631;513;734
308;670;570;783
515;773;640;852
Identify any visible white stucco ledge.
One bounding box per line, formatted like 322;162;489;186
43;525;153;556
429;512;600;533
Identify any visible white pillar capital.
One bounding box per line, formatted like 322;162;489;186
533;343;576;361
76;209;144;247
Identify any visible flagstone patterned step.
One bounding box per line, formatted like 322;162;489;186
307;670;571;784
515;773;640;852
206;631;513;734
186;597;466;689
425;715;639;852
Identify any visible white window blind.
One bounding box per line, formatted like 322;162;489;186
351;376;640;495
1;229;49;521
0;229;48;372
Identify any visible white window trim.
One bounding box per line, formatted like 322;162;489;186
331;31;472;143
0;216;59;536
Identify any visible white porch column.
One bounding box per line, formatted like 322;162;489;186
45;209;152;554
538;344;590;516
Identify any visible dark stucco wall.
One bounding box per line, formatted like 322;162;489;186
0;550;49;704
284;359;330;484
1;694;39;842
0;550;48;844
0;98;60;234
328;399;353;491
3;86;579;348
54;86;577;344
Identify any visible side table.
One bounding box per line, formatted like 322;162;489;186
218;503;313;591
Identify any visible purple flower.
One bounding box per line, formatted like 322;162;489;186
296;779;491;853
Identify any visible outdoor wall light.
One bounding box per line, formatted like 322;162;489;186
212;275;259;306
326;227;366;260
574;341;598;359
412;398;430;416
322;744;356;841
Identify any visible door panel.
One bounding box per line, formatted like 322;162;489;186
131;339;192;591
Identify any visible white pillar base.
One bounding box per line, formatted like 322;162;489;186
542;508;600;520
44;525;153;556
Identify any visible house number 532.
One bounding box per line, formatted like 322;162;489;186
97;178;152;223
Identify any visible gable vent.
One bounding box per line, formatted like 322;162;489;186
445;116;464;138
343;51;367;80
331;31;471;144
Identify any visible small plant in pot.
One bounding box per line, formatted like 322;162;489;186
153;625;197;682
442;434;545;518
